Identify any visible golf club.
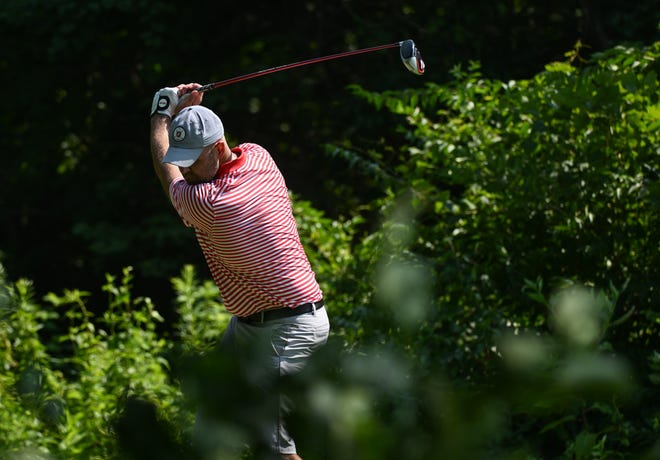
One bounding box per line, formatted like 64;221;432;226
197;39;425;93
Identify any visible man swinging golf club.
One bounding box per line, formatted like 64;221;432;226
149;39;424;458
149;83;329;459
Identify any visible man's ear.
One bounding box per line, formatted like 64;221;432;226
215;139;229;155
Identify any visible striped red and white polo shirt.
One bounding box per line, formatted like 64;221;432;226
169;143;323;317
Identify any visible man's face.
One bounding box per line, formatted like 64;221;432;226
180;142;220;184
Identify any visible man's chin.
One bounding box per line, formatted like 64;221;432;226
183;172;215;185
183;176;204;185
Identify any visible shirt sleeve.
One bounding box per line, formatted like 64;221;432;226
169;177;217;232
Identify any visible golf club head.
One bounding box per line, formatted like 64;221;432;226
400;39;425;75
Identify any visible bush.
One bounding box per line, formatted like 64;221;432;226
322;40;660;457
2;40;659;459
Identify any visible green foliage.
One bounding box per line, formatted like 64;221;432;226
2;33;660;459
292;196;374;346
0;262;268;459
2;0;659;308
341;39;658;343
0;266;185;459
171;264;231;354
324;40;660;457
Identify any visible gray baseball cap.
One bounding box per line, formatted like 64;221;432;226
162;105;224;167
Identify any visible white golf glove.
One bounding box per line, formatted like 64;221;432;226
150;87;179;118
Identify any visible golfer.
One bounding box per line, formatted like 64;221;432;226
149;83;329;459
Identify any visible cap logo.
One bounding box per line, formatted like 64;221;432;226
173;126;186;142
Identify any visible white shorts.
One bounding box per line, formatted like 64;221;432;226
195;304;330;456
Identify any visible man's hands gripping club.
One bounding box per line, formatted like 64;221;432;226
149;83;204;195
150;83;203;118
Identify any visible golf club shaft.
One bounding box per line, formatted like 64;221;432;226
197;41;403;93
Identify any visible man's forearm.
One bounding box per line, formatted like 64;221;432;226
150;115;182;195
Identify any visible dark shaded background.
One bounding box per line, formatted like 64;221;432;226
1;0;658;310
